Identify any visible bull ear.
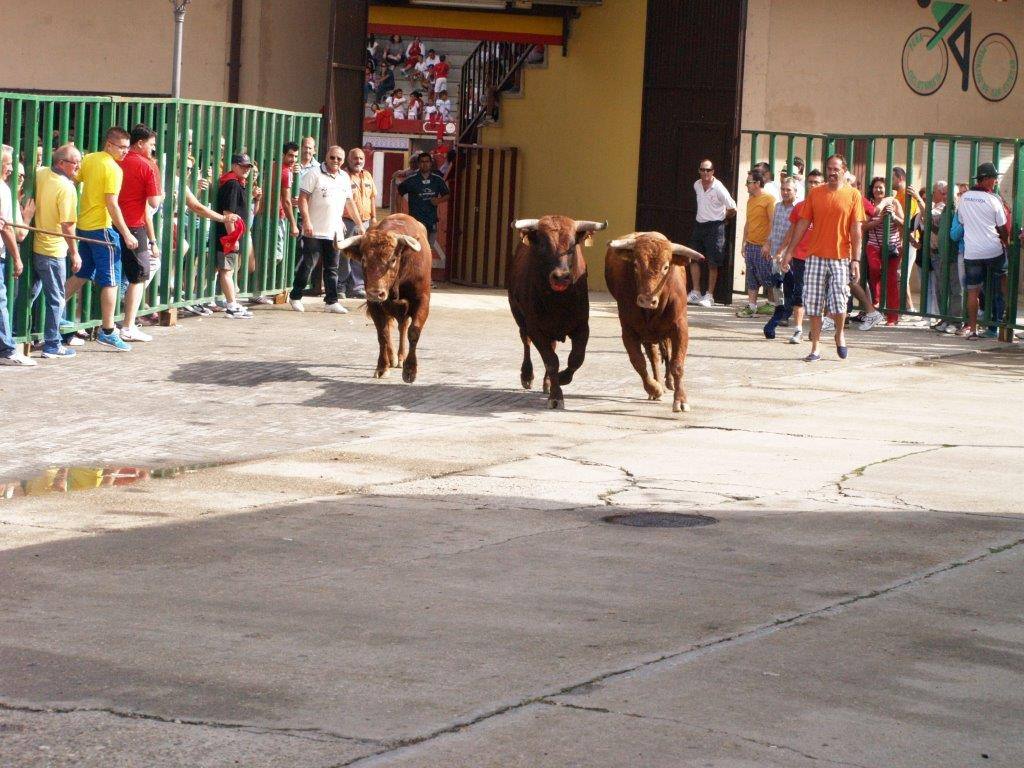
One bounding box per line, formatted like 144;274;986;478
670;243;704;265
336;234;364;259
399;235;422;252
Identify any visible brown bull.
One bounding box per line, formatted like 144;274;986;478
337;213;431;383
508;215;607;409
605;232;704;413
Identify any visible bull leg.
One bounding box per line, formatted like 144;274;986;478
369;306;393;379
534;338;562;408
659;339;674;390
669;327;690;413
644;341;662;390
623;327;662;400
519;329;534;389
401;297;430;384
557;324;589;386
396;316;410;367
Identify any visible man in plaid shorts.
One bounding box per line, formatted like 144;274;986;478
778;154;864;362
736;168;777;317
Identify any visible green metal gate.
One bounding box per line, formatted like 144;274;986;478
741;129;1023;341
1;92;321;342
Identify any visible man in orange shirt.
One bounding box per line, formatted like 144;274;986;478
779;154;864;362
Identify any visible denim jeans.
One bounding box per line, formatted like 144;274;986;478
0;258;15;355
340;219;364;295
31;254;67;348
290;237;348;305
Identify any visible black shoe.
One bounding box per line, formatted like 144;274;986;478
352;289;366;299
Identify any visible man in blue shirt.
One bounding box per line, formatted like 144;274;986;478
397;152;449;258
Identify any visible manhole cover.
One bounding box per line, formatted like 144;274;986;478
602;512;718;528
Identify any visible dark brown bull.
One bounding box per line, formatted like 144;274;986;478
337;213;431;383
604;231;704;413
508;215;607;409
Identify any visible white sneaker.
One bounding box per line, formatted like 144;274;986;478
788;329;803;344
120;327;153;342
686;290;701;305
699;292;714;308
858;310;883;331
66;335;85;347
325;303;349;314
821;317;836;333
0;351;37;367
289;299;305;312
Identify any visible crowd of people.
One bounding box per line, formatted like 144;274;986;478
365;34;454;126
688;155;1018;359
0;128;451;367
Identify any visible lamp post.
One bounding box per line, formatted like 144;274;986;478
171;0;192;98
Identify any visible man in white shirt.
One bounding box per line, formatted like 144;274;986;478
288;145;364;315
958;162;1008;337
0;161;34;365
755;162;782;201
689;158;737;307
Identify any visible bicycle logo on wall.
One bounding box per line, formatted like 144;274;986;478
902;1;1018;102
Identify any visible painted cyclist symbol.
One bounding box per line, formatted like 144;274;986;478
902;1;1018;102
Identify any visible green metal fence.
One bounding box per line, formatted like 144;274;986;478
741;129;1023;340
1;92;321;342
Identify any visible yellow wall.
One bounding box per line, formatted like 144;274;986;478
2;0;327;112
478;1;648;290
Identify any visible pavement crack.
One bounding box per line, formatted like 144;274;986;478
540;700;878;768
327;536;1024;766
0;700;378;746
832;446;946;507
536;452;639;507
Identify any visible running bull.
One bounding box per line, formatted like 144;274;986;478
605;231;704;413
508;215;607;409
337;213;431;383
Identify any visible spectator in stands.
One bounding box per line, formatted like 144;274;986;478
737;168;776;318
762;177;798;338
342;147;376;299
754;161;781;201
688;159;736;307
213;153;254;319
367;34;383;70
29;143;81;359
387;88;408;119
398;151;449;259
433;54;451;95
418;49;440;84
63;126;139;351
290;145;363;315
957;162;1008;340
385;34;405;68
407;91;424;121
402;37;423;75
376;64;396;104
434;90;453;122
771;168;824;344
364;66;377;104
0;148;33;365
859;176;902;329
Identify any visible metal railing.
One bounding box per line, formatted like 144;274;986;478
741;129;1023;340
1;92;320;342
458;41;534;145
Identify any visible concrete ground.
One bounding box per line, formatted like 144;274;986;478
0;288;1022;767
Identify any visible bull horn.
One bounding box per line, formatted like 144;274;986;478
575;220;608;233
609;237;637;250
512;218;540;231
337;234;364;251
670;243;705;262
400;234;422;252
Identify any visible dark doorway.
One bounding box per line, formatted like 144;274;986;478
635;0;747;304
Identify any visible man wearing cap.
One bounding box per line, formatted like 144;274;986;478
214;153;254;319
957;162;1008;339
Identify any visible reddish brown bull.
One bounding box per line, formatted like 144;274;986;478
508;215;607;409
604;232;704;413
337;213;431;383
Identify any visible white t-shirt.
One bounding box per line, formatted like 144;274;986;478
693;177;737;224
300;165;352;240
0;183;12;259
763;180;782;201
958;190;1007;260
434;98;452;120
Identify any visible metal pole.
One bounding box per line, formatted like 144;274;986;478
171;1;191;98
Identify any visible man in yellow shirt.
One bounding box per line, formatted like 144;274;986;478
32;144;82;358
737;168;777;317
63;126;138;352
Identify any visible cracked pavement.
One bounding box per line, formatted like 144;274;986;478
0;289;1022;767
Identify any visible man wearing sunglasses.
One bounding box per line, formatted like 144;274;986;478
689;160;736;308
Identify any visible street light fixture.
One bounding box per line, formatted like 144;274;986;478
171;0;192;98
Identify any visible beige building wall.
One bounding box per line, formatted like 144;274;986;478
478;1;648;290
2;0;327;112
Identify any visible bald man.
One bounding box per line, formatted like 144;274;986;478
341;147;377;299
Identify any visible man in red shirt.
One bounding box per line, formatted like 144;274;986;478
432;54;450;95
770;169;824;344
117;124;163;342
250;141;299;306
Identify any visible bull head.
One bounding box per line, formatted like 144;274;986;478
609;233;703;309
337;232;421;303
513;217;608;293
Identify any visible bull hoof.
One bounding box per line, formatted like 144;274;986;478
521;376;534;390
374;368;389;379
664;379;675;391
548;397;564;410
557;369;574;385
672;402;691;414
645;382;664;401
402;366;417;384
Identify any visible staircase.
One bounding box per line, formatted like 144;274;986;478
457;41;536;144
372;38;479;121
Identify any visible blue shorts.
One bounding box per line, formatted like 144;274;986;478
75;228;122;288
963;254;1007;290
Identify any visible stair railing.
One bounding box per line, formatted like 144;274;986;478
457;41;535;144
